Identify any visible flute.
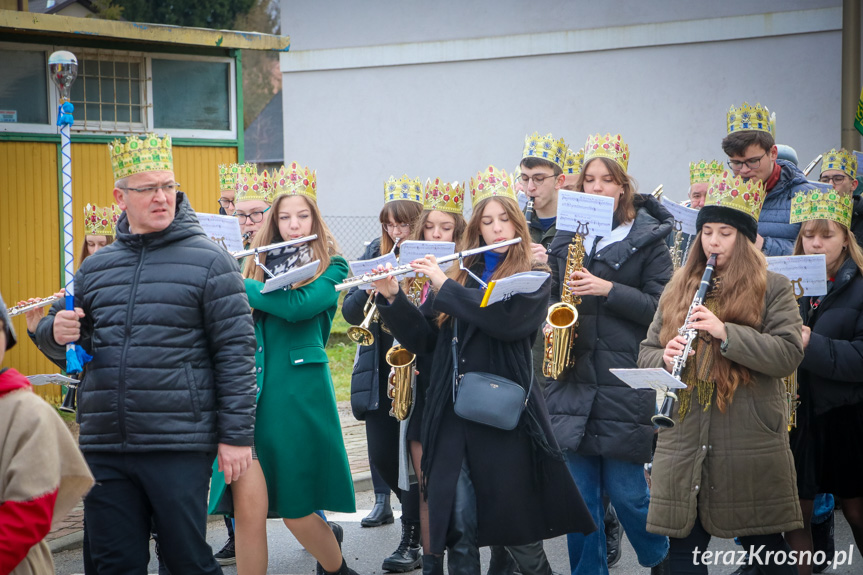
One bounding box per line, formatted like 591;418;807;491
7;295;63;317
232;234;317;259
335;238;522;291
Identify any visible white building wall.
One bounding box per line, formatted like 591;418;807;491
280;0;847;224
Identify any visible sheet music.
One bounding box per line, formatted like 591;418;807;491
27;374;80;386
609;368;687;390
197;213;244;253
766;254;828;297
556;190;614;236
348;253;399;291
398;241;456;276
660;197;699;235
517;191;529;212
482;271;549;307
261;260;321;294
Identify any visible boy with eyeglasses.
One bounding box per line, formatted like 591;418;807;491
519;132;567;264
721;102;813;256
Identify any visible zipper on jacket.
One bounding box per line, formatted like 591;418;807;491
117;245;147;446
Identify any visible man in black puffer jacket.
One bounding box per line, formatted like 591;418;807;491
36;134;256;575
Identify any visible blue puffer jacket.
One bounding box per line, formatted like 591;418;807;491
758;159;814;256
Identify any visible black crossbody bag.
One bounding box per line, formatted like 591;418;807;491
450;318;532;431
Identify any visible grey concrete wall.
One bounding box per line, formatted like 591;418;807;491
280;1;845;219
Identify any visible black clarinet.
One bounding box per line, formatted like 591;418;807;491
653;253;718;428
523;196;535;222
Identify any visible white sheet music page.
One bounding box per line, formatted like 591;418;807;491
262;260;321;294
27;374;80;386
766;254;827;297
556;191;614;236
660;197;699;236
399;241;456;276
483;271;550;307
609;368;687;390
348;253;399;291
197;213;244;253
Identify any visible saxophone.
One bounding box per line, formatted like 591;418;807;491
542;224;587;380
386;344;416;421
669;221;685;271
783;278;804;430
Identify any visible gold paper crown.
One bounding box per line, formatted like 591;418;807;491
821;148;858;180
83;203;121;236
790;184;853;228
423;178;464;214
689;159;724;185
727;102;776;137
236;169;274;204
218;163;256;193
583;133;629;172
563;148;584;175
470;165;516;206
272;162;317;203
384;175;423;204
522;132;567;168
704;170;765;221
109;133;173;181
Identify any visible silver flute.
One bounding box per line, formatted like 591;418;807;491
7;295;63;317
335;238;523;291
232;234;318;259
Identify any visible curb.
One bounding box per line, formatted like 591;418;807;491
50;471;374;554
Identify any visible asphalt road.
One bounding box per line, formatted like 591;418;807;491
53;489;862;574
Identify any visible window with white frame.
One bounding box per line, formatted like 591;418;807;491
0;44;236;139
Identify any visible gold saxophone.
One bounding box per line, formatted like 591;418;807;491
784;371;799;431
542;224;586;380
386;345;416;420
670;221;685;271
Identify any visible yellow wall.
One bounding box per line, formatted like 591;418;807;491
0;141;237;402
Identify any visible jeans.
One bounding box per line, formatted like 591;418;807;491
84;451;222;575
565;452;668;575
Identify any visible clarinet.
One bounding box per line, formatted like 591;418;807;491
523;196;535;222
653;253;718;428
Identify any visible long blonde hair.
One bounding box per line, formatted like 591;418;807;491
793;219;863;275
574;157;638;224
242;193;340;288
659;230;766;412
436;197;543;326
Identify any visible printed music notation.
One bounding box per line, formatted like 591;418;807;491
261;260;321;294
660;197;699;236
556;191;614;236
609;368;688;391
480;270;550;308
766;254;828;297
348;253;399;291
398;241;456;276
197;213;244;253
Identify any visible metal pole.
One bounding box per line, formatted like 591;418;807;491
841;0;861;151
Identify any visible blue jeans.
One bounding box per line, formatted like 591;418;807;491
565;452;668;575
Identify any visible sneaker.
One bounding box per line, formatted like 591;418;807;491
214;534;236;566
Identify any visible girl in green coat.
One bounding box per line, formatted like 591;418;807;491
639;172;804;574
210;164;358;575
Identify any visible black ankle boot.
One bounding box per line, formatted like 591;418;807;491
317;522;345;575
325;558;361;575
487;545;516;575
650;553;670;575
604;504;622;568
382;520;422;572
362;493;395;527
422;554;443;575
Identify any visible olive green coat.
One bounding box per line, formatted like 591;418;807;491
209;256;355;518
638;271;804;538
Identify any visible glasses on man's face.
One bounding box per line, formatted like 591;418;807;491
120;182;180;196
519;173;556;186
385;223;411;232
232;207;270;224
820;174;848;186
217;198;235;210
727;153;767;171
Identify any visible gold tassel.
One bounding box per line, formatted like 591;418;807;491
676;293;721;422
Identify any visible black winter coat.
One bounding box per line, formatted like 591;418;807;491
798;257;863;416
376;269;595;554
850;195;863;248
35;193;257;453
544;194;673;463
342;238;395;420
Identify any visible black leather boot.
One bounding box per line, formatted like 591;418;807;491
325;558;362;575
812;510;835;574
382;520;422;572
604;503;622;568
317;522;345;575
487;546;517;575
650;553;670;575
362;493;395;527
422;554;444;575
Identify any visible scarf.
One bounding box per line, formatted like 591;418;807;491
265;242;314;276
677;282;721;421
